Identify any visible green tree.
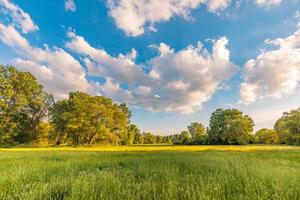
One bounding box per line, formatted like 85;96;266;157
255;129;279;144
119;103;132;124
207;108;254;145
0;65;53;145
126;124;141;145
188;122;206;144
35;122;53;145
170;134;181;145
180;131;191;144
142;132;156;144
188;122;206;138
275;108;300;145
133;130;142;144
49;99;70;145
156;135;163;143
50;92;129;145
162;135;171;143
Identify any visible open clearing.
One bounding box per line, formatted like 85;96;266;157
1;145;300;200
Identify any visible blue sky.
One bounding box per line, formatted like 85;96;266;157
0;0;300;134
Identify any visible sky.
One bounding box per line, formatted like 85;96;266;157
0;0;300;135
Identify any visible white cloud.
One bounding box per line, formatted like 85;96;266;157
0;24;91;99
67;32;237;113
146;37;237;113
240;27;300;104
64;0;76;12
66;31;148;84
0;0;38;33
255;0;282;7
108;0;231;36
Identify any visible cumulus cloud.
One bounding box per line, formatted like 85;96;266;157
240;27;300;104
0;0;38;33
0;24;91;99
108;0;231;36
66;31;148;84
67;32;237;113
64;0;76;12
146;38;237;112
0;1;238;113
255;0;282;7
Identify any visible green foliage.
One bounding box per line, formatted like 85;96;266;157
188;122;206;138
169;134;181;145
208;108;254;145
0;65;53;145
187;122;207;144
155;135;163;143
119;103;132;124
275;108;300;145
48;99;70;145
127;124;141;144
34;122;53;145
3;66;300;147
255;129;280;144
142;132;157;144
179;131;191;144
50;92;128;145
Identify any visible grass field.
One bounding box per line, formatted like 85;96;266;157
1;146;300;200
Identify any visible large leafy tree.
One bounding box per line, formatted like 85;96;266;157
0;65;53;144
275;108;300;144
50;92;129;145
207;108;254;145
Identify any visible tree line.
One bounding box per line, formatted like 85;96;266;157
1;65;300;146
0;65;165;146
170;108;300;145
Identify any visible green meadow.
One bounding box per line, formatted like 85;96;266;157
1;146;300;200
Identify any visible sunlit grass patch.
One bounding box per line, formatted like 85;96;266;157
0;148;300;200
1;145;300;152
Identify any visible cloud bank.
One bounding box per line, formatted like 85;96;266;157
240;27;300;104
0;0;38;33
0;24;91;99
255;0;282;7
66;32;237;113
108;0;231;36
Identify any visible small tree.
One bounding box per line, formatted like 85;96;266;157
180;131;191;144
142;132;156;144
255;129;279;144
127;124;141;144
188;122;206;144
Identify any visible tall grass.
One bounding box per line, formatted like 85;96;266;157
0;147;300;199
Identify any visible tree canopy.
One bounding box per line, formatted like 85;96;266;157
207;108;254;145
50;92;129;145
255;129;279;144
275;108;300;145
1;66;300;146
0;65;53;145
